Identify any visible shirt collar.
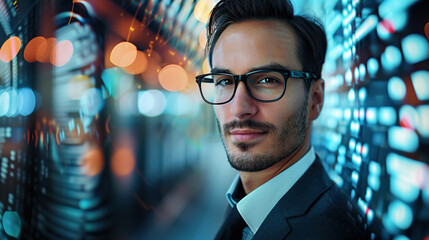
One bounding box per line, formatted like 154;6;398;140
225;146;316;234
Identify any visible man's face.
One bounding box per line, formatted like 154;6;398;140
212;20;310;172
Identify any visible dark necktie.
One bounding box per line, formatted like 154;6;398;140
215;205;246;240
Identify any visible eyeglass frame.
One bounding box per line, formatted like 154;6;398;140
195;68;319;105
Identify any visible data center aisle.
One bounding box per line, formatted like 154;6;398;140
130;139;236;240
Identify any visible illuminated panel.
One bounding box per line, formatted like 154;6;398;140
387;126;419;152
401;34;429;64
411;70;429;101
311;0;429;239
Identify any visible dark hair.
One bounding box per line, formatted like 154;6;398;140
206;0;327;91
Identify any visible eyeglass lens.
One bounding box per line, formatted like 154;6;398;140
199;71;286;104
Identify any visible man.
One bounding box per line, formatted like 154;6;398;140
195;0;372;239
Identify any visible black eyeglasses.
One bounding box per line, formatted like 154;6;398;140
195;69;318;105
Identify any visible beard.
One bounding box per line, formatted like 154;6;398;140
218;99;309;172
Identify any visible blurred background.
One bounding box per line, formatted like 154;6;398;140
0;0;428;239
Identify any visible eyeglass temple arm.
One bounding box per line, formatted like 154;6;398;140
289;71;319;80
196;77;214;83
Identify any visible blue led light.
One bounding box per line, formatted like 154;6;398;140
399;105;418;130
393;235;410;240
356;15;378;41
349;138;356;151
379;107;397;126
365;187;373;202
18;88;36;116
369;161;381;176
101;68;134;99
367;208;374;224
368;174;381;191
390;176;420;203
411;70;429;100
401;34;429;64
388;76;406;101
362;143;369;158
338;145;346;156
345;69;353;84
2;211;21;238
359;108;365;122
344;108;352;121
367;58;379;77
353;109;359;120
6;89;18;117
387;200;413;230
0;90;10;117
351;189;356;200
356;142;362;154
357;197;368;214
366;107;378;125
351;171;359;185
384;9;408;31
381;45;402;72
386;152;426;188
378;0;418;19
327;132;342;152
352;153;362;167
377;21;392;40
388;126;419;152
358;88;367;102
138;90;166;117
333;174;344;187
359;63;366;79
335;163;343;174
348;88;355;102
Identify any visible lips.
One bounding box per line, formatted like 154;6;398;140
229;129;267;141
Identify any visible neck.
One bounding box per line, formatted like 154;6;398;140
239;126;312;195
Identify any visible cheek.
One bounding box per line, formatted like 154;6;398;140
214;105;228;123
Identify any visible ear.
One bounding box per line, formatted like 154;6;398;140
308;78;324;121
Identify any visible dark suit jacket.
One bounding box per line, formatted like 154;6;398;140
218;156;372;240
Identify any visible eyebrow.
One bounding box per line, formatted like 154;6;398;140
211;63;291;74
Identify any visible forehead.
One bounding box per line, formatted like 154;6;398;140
212;20;301;73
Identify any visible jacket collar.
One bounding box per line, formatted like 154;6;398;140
251;156;333;240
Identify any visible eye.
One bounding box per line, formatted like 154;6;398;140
258;77;281;84
215;78;234;86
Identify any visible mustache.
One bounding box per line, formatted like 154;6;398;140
223;120;276;133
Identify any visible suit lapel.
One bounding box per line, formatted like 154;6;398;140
252;156;333;240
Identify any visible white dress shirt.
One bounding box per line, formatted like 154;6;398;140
226;147;316;234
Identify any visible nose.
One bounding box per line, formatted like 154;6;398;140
230;82;258;120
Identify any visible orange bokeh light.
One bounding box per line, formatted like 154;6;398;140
158;64;188;91
24;36;46;63
0;36;21;63
123;50;148;75
193;0;215;23
202;58;210;74
36;37;57;63
425;22;429;41
51;40;74;66
110;41;137;67
111;148;135;177
199;28;207;49
80;148;104;176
